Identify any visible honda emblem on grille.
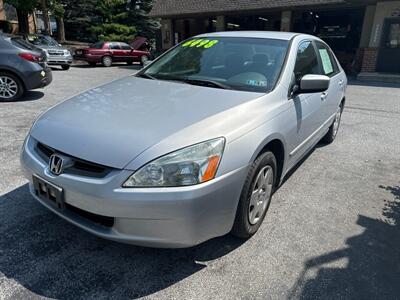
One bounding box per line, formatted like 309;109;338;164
49;154;64;175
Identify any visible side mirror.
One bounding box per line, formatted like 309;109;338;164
299;74;330;93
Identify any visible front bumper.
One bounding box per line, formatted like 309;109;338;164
20;136;248;248
47;55;73;65
25;66;53;90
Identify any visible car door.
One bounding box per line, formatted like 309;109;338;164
287;40;325;163
109;42;123;61
314;41;344;122
120;42;134;62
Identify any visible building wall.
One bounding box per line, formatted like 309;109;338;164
360;1;400;73
158;1;400;75
369;1;400;47
0;0;5;21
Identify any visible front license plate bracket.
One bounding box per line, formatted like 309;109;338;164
32;175;65;211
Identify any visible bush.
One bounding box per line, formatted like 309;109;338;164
90;23;136;43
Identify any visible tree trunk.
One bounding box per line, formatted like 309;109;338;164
17;10;29;34
56;16;66;43
41;0;52;35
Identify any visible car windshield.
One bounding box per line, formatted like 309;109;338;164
28;35;59;46
142;37;289;93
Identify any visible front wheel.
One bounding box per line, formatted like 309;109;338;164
102;56;113;67
231;151;276;239
322;103;343;144
0;72;24;102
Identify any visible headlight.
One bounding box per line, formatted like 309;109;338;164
63;50;71;56
123;138;225;187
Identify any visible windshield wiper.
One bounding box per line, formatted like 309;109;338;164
137;73;157;80
183;78;230;90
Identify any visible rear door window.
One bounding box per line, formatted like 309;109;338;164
120;43;132;50
315;42;340;77
110;43;121;50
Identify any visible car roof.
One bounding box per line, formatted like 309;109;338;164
195;31;311;41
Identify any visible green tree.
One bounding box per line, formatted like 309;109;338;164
5;0;39;33
126;0;159;39
48;0;66;42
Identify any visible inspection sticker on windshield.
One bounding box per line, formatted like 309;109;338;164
319;49;333;74
246;80;267;87
181;39;219;48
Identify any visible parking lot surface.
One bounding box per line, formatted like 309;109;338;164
1;65;399;299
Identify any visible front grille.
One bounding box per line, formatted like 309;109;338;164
48;50;64;56
35;141;111;178
66;203;115;228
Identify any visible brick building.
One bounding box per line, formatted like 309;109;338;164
0;0;37;34
150;0;400;80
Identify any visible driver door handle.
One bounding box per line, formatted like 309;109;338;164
321;92;328;101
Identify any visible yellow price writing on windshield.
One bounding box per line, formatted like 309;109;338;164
181;39;219;49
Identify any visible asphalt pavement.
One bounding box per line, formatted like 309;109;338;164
1;65;399;299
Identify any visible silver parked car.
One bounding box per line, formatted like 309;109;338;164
21;32;347;248
24;34;73;70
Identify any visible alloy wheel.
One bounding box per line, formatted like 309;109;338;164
0;76;18;99
141;55;149;65
332;106;342;138
248;165;274;225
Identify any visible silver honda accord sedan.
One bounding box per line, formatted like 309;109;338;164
21;31;347;248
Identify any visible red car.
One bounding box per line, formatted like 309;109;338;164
74;38;150;67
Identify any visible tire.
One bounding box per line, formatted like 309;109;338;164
88;62;97;67
102;56;113;67
231;151;277;239
61;65;70;70
322;103;343;144
140;55;149;66
0;72;24;102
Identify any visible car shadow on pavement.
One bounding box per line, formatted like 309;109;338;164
0;184;245;299
18;91;45;102
288;185;400;299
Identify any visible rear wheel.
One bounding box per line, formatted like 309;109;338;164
322;103;343;144
231;151;276;238
102;56;113;67
61;65;70;70
140;55;149;66
0;72;24;102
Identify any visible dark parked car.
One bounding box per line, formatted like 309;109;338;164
74;40;151;67
0;34;52;101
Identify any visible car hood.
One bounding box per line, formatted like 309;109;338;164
31;77;263;169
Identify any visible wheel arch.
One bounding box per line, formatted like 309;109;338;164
251;135;286;187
